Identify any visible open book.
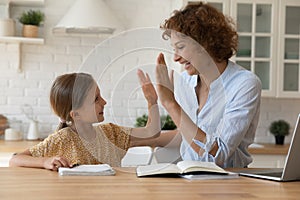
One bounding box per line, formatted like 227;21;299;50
58;164;115;176
136;160;234;177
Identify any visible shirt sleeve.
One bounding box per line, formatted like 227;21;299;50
215;77;261;166
29;132;64;157
190;76;261;167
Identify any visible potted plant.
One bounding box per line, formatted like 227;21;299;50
135;114;177;130
18;9;44;38
269;120;290;145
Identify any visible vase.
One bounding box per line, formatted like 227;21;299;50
0;19;15;36
275;135;285;145
27;120;39;140
22;25;38;38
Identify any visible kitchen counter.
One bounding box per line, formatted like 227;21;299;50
248;143;290;168
248;143;289;155
0;140;289;155
0;140;40;153
0;140;41;167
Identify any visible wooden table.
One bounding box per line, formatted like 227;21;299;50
0;167;299;200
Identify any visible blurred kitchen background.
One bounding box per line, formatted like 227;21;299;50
0;0;299;144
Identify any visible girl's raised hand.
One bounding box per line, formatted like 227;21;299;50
137;69;158;106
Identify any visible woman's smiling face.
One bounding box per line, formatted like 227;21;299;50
170;31;214;76
171;31;198;75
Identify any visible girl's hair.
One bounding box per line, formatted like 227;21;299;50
49;73;95;131
161;2;238;63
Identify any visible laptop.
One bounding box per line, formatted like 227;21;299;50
239;115;300;182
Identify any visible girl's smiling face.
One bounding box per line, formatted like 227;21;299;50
76;81;107;124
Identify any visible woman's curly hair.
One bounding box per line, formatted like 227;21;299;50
161;2;238;63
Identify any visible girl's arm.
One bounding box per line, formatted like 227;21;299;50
9;149;72;171
130;129;181;148
130;70;161;142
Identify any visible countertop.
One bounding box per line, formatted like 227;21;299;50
0;140;290;155
248;143;289;155
0;140;40;153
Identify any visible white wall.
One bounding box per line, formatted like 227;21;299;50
0;0;299;144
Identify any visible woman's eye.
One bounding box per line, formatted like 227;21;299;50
173;46;184;53
95;96;99;102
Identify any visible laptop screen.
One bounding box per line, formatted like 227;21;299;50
239;114;300;181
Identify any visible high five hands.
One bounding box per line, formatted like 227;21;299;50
137;53;175;109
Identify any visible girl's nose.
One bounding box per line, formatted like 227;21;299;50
102;98;107;106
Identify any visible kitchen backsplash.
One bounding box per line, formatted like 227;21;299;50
0;0;299;143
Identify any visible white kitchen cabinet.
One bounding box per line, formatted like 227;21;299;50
183;0;300;98
187;0;230;14
231;0;278;97
277;0;300;98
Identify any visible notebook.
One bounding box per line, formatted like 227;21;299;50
239;115;300;182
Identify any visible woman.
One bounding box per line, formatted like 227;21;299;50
149;2;261;168
9;71;160;170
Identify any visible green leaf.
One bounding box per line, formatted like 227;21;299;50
18;10;45;26
135;114;177;130
269;120;290;136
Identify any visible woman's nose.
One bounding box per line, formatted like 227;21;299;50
173;53;181;62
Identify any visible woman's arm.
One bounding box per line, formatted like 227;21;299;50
130;70;161;142
155;53;215;156
9;149;72;171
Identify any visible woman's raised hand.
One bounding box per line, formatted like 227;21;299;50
155;53;175;107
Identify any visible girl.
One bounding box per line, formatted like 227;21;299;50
9;71;160;170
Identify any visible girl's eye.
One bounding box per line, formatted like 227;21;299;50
95;96;100;103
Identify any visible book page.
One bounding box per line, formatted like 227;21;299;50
176;160;227;174
136;163;180;177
